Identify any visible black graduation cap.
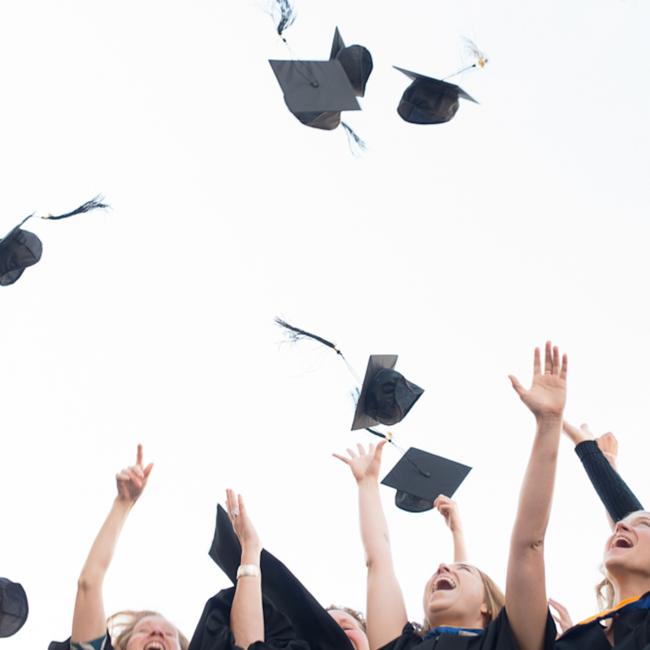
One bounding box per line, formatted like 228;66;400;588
381;447;472;513
269;28;372;132
209;504;353;650
351;355;424;431
394;66;478;125
0;196;109;286
0;578;28;638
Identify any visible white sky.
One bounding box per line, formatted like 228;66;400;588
2;0;650;647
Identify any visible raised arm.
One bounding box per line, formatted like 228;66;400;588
334;441;407;650
433;495;468;563
226;489;265;649
506;342;567;650
71;444;153;645
563;423;643;524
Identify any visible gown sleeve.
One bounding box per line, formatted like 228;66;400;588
188;587;313;650
575;440;644;522
479;607;556;650
48;632;114;650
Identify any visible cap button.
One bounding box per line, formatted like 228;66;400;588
310;81;320;88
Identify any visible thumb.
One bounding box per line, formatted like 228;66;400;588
375;439;388;458
508;375;525;397
143;463;154;478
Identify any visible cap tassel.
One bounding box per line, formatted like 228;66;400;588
275;317;343;356
267;0;296;39
42;195;109;220
366;427;431;478
341;122;367;156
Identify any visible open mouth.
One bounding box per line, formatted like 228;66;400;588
432;576;457;592
143;642;166;650
611;535;633;549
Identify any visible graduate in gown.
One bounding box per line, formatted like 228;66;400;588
189;490;369;650
551;422;650;649
49;445;188;650
335;342;565;650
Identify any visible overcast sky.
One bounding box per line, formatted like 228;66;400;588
2;0;650;647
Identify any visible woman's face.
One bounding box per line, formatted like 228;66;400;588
328;610;369;650
422;563;488;628
604;512;650;581
125;615;181;650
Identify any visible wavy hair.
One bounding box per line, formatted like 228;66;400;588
107;610;189;650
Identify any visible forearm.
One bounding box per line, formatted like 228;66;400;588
358;480;393;567
575;440;643;523
230;548;264;648
78;498;132;588
72;498;132;643
451;528;469;563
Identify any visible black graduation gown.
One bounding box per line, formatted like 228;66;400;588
555;599;650;649
189;587;311;650
378;608;556;650
48;632;114;650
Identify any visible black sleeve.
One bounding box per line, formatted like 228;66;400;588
188;587;312;650
376;624;425;650
575;440;644;522
48;632;114;650
481;607;556;650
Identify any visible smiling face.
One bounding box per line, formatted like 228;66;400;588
422;563;490;630
328;610;369;650
124;615;181;650
604;512;650;586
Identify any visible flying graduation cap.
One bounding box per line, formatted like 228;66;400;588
0;196;109;286
269;27;373;133
0;578;28;638
394;66;478;125
381;447;471;513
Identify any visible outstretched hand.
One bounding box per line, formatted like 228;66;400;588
333;440;387;484
549;598;573;637
115;444;154;504
226;489;261;555
434;495;463;532
509;342;567;420
563;422;618;469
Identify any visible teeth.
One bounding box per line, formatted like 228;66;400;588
433;576;457;591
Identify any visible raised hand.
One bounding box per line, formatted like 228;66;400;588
562;421;594;446
115;444;154;504
226;489;261;555
333;440;387;484
548;598;573;636
509;342;567;420
596;432;618;469
434;495;463;532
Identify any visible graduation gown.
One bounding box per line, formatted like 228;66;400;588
555;593;650;649
378;608;556;650
189;587;311;650
48;633;114;650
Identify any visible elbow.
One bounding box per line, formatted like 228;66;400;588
77;572;104;594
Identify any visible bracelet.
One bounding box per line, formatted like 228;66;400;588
237;564;261;579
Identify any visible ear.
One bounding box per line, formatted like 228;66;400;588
480;602;490;616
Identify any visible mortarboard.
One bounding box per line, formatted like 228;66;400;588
381;447;471;513
0;196;109;286
394;66;478;125
269;28;372;133
209;505;353;650
351;355;424;431
0;578;28;638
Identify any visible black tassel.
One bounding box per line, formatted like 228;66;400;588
366;428;431;478
275;317;342;355
271;0;296;37
341;122;367;156
44;195;109;220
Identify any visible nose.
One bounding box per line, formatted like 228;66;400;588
615;521;631;534
436;563;451;575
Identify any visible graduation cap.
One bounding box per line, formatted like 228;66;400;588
0;196;109;286
209;505;353;650
381;447;472;513
394;66;478;125
0;578;28;638
269;28;372;133
351;355;424;431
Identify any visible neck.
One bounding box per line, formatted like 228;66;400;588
428;611;485;631
612;574;650;605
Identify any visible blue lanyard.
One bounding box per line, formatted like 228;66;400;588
424;626;484;640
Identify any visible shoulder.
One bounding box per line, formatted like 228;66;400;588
378;623;429;650
50;633;112;650
480;608;556;650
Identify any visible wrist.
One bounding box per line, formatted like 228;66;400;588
241;547;261;564
357;476;379;489
535;412;563;426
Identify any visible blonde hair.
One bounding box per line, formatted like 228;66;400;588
107;610;189;650
326;605;367;632
420;567;505;635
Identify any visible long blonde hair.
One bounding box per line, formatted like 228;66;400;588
420;567;505;634
107;610;189;650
